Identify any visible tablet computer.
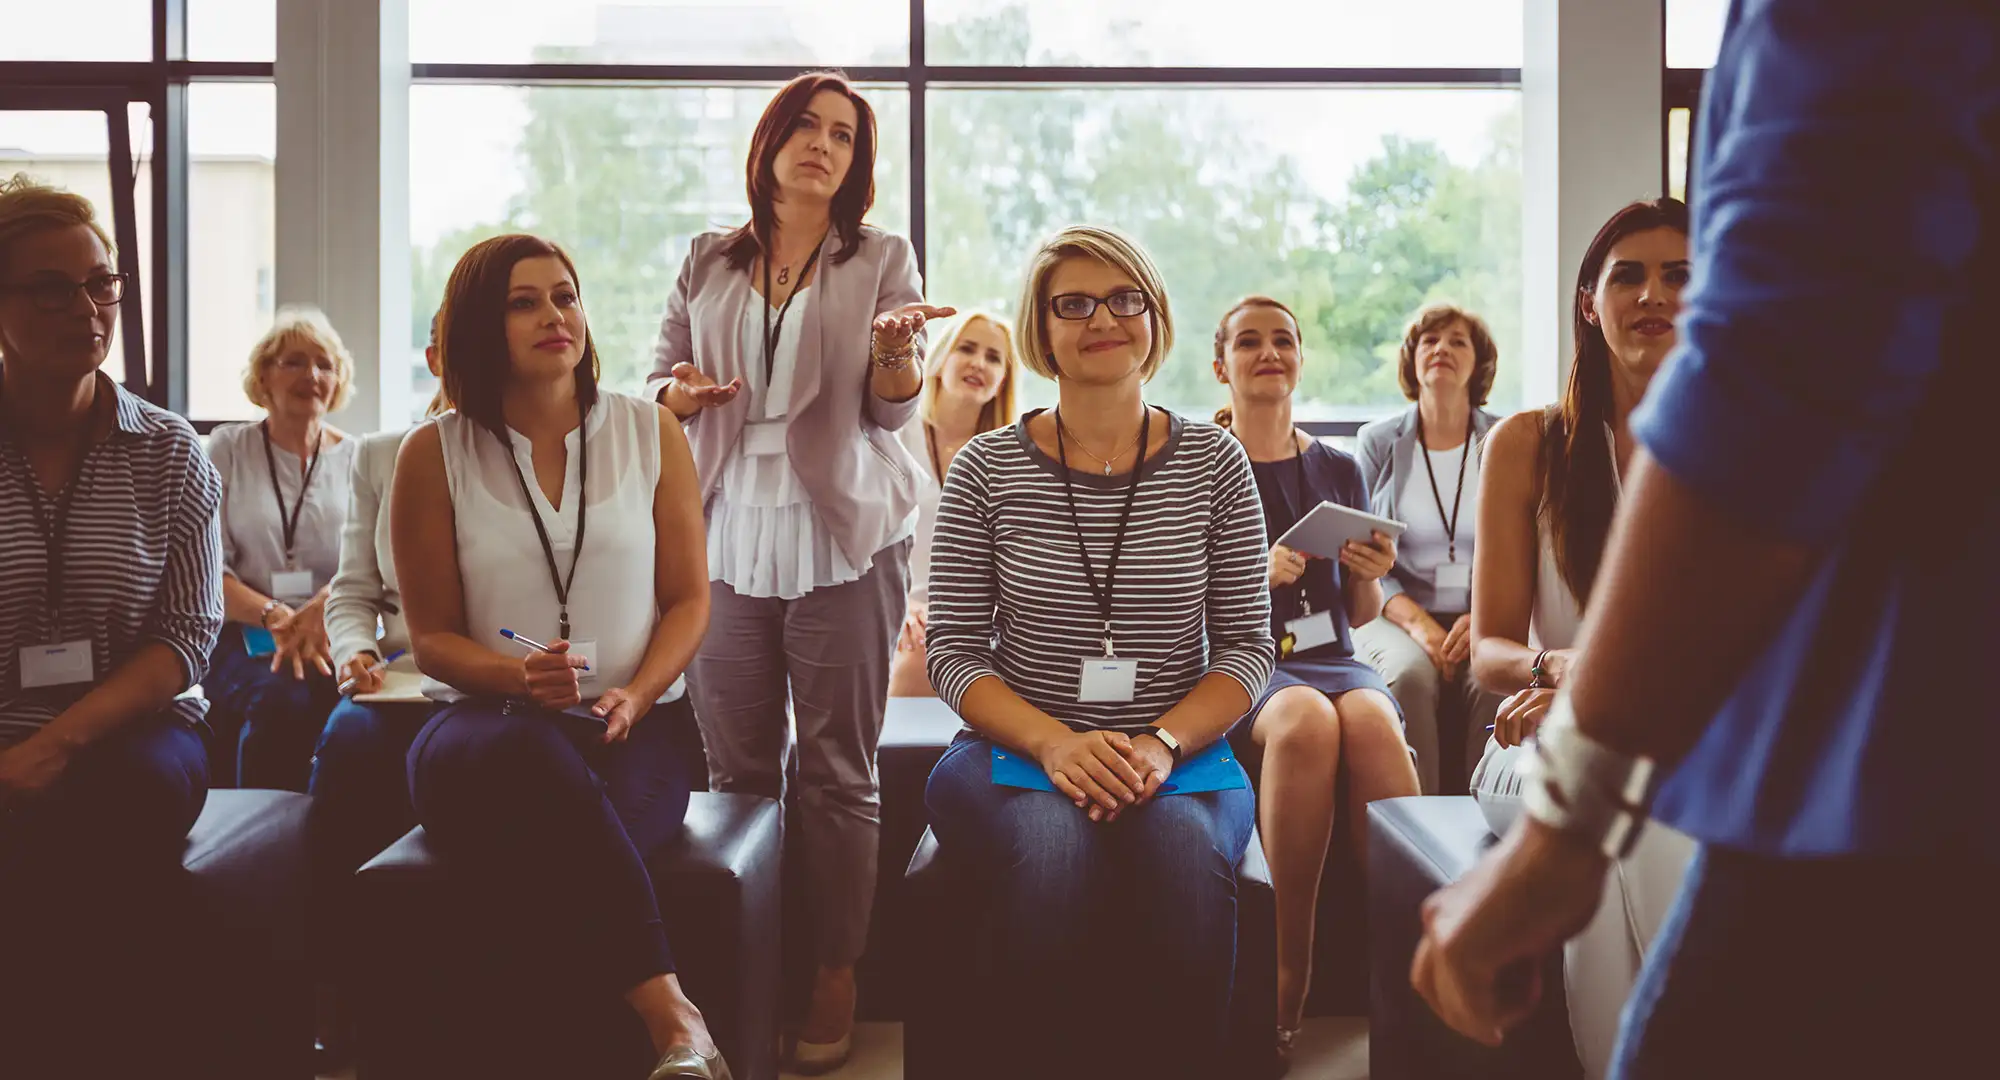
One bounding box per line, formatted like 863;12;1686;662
1275;501;1406;561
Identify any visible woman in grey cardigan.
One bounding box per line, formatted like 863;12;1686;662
1352;305;1501;793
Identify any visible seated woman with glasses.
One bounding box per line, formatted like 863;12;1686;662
923;226;1274;1080
201;307;360;791
0;175;224;1071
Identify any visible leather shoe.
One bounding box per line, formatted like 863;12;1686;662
648;1045;734;1080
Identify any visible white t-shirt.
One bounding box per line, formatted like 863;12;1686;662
1396;438;1480;613
207;420;358;604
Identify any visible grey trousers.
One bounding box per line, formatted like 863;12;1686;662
1353;615;1499;795
688;539;910;967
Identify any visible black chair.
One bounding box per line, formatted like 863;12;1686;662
1367;796;1580;1080
855;695;965;1019
899;822;1278;1080
351;792;783;1080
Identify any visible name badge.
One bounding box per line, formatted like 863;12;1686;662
568;639;599;688
19;640;94;689
742;420;788;457
1283;610;1339;656
1434;561;1471;610
1078;657;1138;703
269;568;315;603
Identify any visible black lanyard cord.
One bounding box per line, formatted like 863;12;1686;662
3;395;100;631
1054;405;1150;656
496;396;590;641
259;419;326;567
762;235;827;391
1416;412;1475;563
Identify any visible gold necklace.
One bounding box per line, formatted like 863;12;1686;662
1056;408;1146;475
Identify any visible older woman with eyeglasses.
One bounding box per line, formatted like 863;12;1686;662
201;306;360;791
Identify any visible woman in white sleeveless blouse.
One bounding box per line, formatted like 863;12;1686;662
392;235;730;1080
1467;199;1698;1080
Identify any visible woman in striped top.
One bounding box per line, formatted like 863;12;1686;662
0;177;223;1070
923;226;1273;1079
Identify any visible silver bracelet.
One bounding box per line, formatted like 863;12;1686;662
870;334;920;370
1520;692;1659;858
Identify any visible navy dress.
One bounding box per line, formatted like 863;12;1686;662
1231;438;1397;743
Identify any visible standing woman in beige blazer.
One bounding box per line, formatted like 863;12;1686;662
649;70;952;1072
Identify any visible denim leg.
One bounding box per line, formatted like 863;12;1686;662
206;627;339;791
307;698;434;968
1110;783;1256;1077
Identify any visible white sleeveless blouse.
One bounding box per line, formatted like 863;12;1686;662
423;391;685;704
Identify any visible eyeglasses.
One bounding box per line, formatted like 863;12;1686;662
1047;290;1150;321
275;353;337;374
0;273;128;313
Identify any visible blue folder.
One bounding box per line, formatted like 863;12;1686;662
991;738;1247;795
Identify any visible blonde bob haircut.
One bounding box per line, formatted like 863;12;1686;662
242;305;356;412
0;174;114;273
921;311;1019;435
1012;225;1175;384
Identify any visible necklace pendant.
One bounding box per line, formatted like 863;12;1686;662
777;265;791;286
1103;461;1113;475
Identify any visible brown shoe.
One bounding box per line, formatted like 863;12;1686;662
648;1045;734;1080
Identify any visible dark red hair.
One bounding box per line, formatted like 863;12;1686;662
437;233;598;433
721;71;877;271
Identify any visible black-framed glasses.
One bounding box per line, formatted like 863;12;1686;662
1048;289;1150;321
0;273;128;313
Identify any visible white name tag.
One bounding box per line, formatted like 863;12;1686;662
1434;561;1471;611
1078;657;1138;703
567;639;599;688
742;420;788;457
269;569;315;603
18;640;94;689
1284;610;1340;654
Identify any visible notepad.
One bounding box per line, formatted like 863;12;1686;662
991;739;1247;795
354;669;431;704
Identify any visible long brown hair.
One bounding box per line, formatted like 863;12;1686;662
721;72;877;271
1542;197;1689;606
1211;295;1301;429
437;234;599;434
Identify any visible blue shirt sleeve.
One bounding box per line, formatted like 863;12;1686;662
1632;0;1998;546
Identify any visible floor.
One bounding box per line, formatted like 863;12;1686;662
321;1016;1370;1079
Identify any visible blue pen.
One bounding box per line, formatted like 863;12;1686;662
500;628;589;671
338;648;408;695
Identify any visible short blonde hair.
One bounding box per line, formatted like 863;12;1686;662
0;173;115;276
922;311;1018;435
1013;225;1175;383
243;305;356;412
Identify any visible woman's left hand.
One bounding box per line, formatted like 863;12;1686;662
0;732;74;810
269;593;334;680
1339;530;1398;582
1117;733;1178;814
871;304;958;355
1493;688;1557;747
590;687;646;745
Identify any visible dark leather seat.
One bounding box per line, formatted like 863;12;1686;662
1367;796;1580;1080
899;821;1278;1079
351;791;783;1080
856;696;965;1018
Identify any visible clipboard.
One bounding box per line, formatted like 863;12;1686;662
991;739;1247;795
1275;500;1406;561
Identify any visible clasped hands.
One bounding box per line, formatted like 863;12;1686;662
1037;727;1176;823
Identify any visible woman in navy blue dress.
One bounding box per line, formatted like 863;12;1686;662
1212;296;1420;1065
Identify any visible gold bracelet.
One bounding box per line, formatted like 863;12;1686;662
870;337;919;369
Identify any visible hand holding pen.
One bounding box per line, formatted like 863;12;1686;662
501;629;592;712
337;648;407;696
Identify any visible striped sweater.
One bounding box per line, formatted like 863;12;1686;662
925;408;1274;732
0;373;223;747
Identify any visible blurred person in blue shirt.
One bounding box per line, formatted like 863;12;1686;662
1411;1;1998;1076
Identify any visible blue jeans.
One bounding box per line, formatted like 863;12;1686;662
924;731;1256;1078
307;698;436;966
1611;845;1987;1079
205;625;340;791
407;696;696;993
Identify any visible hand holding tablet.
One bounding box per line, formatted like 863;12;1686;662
1275;501;1407;561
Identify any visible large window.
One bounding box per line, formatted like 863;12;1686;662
187;82;277;420
1664;0;1726;202
408;0;1525;429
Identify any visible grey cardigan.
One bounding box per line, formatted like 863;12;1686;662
1353;403;1501;610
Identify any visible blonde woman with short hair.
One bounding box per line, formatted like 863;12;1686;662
202;304;360;790
922;225;1274;1079
888;311;1017;698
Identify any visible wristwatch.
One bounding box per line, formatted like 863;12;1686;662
1520;693;1659;859
1141;725;1183;765
259;599;285;627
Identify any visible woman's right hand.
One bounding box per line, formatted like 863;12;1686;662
341;651;385;695
1267;544;1309;589
1038;728;1145;818
896;602;928;653
1493;688;1557;747
659;362;742;421
521;639;591;711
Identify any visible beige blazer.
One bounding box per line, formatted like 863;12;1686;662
648;225;929;568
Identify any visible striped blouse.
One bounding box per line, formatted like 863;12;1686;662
0;373;224;747
925;408;1274;732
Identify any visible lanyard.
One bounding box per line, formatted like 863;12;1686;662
762;235;827;391
1054;405;1150;657
496;396;590;641
925;422;945;483
259;420;325;569
1416;412;1474;563
1286;440;1314;618
2;400;99;631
